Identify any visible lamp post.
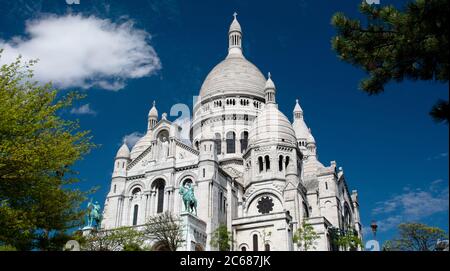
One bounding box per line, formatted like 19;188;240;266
370;220;378;239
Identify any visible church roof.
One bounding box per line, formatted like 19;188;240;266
292;99;310;140
130;132;152;160
198;13;266;100
198;56;266;100
265;72;276;90
248;103;297;147
229;12;241;33
116;143;130;159
148;101;158;118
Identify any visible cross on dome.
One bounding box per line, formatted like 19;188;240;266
233;12;238;19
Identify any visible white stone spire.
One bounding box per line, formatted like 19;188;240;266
228;12;243;58
292;99;310;148
293;99;303;119
264;72;276;104
148;100;158;130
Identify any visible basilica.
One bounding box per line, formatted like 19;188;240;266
101;14;362;251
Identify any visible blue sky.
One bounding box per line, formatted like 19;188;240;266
0;0;448;247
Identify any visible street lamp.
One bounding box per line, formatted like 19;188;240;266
370;220;378;239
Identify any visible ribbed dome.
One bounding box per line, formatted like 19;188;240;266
199;57;266;100
249;104;297;146
116;143;130;159
130;132;152;160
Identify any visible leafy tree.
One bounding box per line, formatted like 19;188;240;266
77;227;145;251
334;228;362;251
0;52;95;250
0;244;17;251
383;223;448;251
210;224;232;251
332;0;449;123
293;221;320;251
144;212;184;251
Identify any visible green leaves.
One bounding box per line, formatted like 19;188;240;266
331;0;449;123
210;224;232;251
0;53;95;250
293;221;320;251
383;223;448;251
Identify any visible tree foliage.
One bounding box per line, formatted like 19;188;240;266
76;227;146;251
332;0;449;123
210;224;232;251
144;212;184;251
0;52;95;250
383;223;448;251
293;221;320;251
331;228;362;251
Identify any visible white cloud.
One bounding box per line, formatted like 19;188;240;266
0;14;161;90
70;104;96;115
427;152;448;161
368;180;449;233
122;132;143;149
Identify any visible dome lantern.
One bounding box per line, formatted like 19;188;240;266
228;12;243;58
265;72;276;104
148;101;158;130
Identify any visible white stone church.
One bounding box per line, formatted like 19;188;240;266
101;14;362;251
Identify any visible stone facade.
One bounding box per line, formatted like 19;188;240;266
101;14;362;251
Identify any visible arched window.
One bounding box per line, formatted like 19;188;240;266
153;179;166;213
195;141;199;150
113;184;116;193
215;133;221;155
303;202;309;218
241;246;247;251
131;187;141;196
344;203;351;230
265;244;270;251
265;155;270;171
132;204;139;226
253;234;258;251
285;156;290;169
258;157;264;172
226;132;236;153
219;191;223;212
240;131;248;153
278;155;283;171
183;178;193;187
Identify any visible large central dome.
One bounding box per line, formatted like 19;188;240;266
199;56;266;100
198;14;266;101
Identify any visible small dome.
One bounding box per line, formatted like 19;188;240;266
199;57;266;100
116;143;130;159
130;132;152;160
265;73;276;90
148;101;158;118
229;13;241;33
248;104;297;146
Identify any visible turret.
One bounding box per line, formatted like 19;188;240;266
148;101;158;130
264;72;276;104
228;12;243;58
292;99;309;149
113;143;130;178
